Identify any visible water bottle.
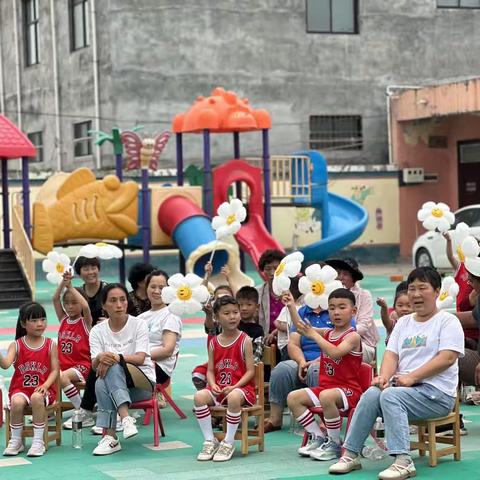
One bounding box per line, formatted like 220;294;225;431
72;410;83;449
374;417;385;439
362;445;386;461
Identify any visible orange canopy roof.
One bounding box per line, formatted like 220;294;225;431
172;87;271;134
0;114;36;159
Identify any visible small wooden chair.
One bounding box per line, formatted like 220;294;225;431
410;395;461;467
5;376;62;450
262;345;277;412
210;362;265;455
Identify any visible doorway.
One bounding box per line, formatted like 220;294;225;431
458;140;480;208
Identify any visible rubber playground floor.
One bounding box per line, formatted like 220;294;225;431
0;272;479;479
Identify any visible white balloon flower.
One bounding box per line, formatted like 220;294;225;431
436;276;459;310
211;198;247;239
462;235;480;277
453;222;470;262
298;264;343;310
42;251;71;284
417;201;455;232
272;251;304;296
78;242;123;260
161;273;209;316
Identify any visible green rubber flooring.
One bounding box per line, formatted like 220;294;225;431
0;274;478;479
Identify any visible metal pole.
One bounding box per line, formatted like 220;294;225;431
21;156;31;240
1;158;10;248
115;152;126;283
203;129;212;216
233;132;245;270
262;129;272;232
115;153;123;181
176;133;184;186
141;169;150;263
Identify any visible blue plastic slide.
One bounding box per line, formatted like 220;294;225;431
293;151;368;263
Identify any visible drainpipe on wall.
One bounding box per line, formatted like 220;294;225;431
12;0;22;129
386;85;422;166
49;0;62;171
90;0;101;169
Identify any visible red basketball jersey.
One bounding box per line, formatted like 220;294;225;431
57;315;91;376
319;328;362;395
210;331;255;392
455;263;474;312
9;337;56;402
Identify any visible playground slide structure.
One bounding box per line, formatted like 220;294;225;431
295;151;369;263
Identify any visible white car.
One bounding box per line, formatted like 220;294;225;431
412;205;480;269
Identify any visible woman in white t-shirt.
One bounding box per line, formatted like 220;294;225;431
329;267;464;480
138;270;182;384
89;283;156;456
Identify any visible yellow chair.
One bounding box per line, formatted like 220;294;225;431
410;395;461;467
5;376;62;451
262;345;277;412
210;362;265;455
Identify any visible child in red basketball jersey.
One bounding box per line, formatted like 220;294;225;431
287;288;362;461
0;302;59;457
53;271;92;411
194;296;255;462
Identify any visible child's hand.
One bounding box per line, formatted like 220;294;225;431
376;297;387;309
281;291;295;307
60;271;73;289
203;300;213;315
211;383;223;395
220;265;231;279
295;319;315;339
34;384;47;396
442;231;452;242
222;386;235;395
204;262;213;277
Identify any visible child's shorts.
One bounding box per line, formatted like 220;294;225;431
305;386;361;412
9;390;56;407
192;362;208;383
205;385;256;407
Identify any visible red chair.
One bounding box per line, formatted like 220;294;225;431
143;378;188;425
131;392;165;447
300;363;373;447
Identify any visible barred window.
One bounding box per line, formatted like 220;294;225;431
27;131;43;163
73;121;92;157
70;0;90;50
309;115;362;150
306;0;358;34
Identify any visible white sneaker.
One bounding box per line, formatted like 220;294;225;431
212;441;235;462
63;409;95;430
27;441;45;457
3;439;24;456
310;438;342;461
197;439;220;461
297;435;323;457
92;435;122;456
121;416;138;439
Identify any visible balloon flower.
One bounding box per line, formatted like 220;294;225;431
462;235;480;277
436;276;459;310
161;273;209;316
299;264;343;310
453;222;469;262
417;202;455;233
272;251;304;296
78;242;123;260
42;251;72;284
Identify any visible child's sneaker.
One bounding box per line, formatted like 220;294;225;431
27;440;45;457
121;416;138;439
212;441;235;462
197;439;219;461
297;435;324;457
3;439;24;456
310;438;342;461
92;435;122;455
63;409;95;429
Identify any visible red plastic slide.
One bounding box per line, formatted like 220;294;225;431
213;159;284;269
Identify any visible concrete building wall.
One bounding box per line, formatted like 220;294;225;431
1;0;480;172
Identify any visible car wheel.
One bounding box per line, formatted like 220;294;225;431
415;248;433;268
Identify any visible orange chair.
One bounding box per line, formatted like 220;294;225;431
299;363;373;448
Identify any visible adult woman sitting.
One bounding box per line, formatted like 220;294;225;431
137;270;182;384
264;294;333;432
89;283;156;456
329;267;464;480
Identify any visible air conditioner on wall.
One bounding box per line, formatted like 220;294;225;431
402;167;424;184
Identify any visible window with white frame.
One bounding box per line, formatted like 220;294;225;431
306;0;358;34
24;0;40;66
437;0;480;8
70;0;90;50
27;131;43;163
73;121;92;157
309;115;363;150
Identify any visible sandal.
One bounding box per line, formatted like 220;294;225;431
264;420;282;433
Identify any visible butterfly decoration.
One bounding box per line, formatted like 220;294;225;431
121;131;170;171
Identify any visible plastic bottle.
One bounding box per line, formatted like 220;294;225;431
362;445;386;461
72;410;83;449
374;417;385;439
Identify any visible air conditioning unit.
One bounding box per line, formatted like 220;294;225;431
402;167;424;184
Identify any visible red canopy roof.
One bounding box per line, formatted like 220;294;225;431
0;114;36;159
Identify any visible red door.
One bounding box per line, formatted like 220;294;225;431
458;141;480;207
